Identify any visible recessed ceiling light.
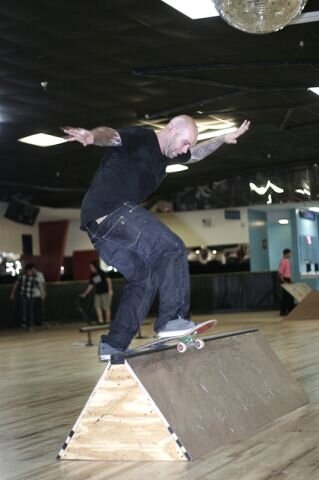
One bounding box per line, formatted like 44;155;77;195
161;0;219;19
278;219;289;225
309;207;319;212
308;87;319;95
18;133;67;147
166;164;189;173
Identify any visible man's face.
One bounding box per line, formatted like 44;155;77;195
165;125;198;159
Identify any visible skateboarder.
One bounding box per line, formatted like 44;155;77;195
62;116;250;357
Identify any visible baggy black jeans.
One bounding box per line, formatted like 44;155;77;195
86;202;190;350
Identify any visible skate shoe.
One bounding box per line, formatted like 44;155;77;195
157;317;195;338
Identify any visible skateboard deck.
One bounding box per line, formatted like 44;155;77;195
135;319;218;354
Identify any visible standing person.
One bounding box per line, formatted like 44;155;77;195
278;248;294;316
63;116;250;357
10;263;44;328
80;260;113;324
31;264;47;326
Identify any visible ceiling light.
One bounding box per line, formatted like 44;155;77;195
295;188;311;196
279;219;289;225
197;127;237;141
166;164;189;173
291;11;319;25
308;87;319;95
309;207;319;212
269;182;284;194
249;180;284;195
18;133;67;147
161;0;219;19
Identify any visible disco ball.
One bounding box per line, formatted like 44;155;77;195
213;0;308;34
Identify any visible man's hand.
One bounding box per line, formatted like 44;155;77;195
224;120;250;144
61;126;122;147
61;127;94;146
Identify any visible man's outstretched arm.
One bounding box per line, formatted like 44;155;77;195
61;126;122;147
187;120;250;164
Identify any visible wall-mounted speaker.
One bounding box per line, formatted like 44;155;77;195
4;199;40;226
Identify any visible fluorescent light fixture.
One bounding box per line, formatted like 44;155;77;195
269;183;284;194
291;11;319;26
308;87;319;96
249;180;284;195
252;220;266;227
267;194;272;205
161;0;219;19
279;219;289;225
166;164;189;173
18;133;67;147
309;207;319;213
295;188;311;196
197;126;237;141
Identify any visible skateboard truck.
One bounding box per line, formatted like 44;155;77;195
176;335;205;353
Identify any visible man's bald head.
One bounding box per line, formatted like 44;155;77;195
157;114;198;159
168;115;198;144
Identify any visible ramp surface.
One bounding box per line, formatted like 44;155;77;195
282;282;312;303
127;329;308;460
58;329;308;461
286;291;319;321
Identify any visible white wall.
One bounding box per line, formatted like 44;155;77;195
156;208;249;246
0;202;249;256
2;200;318;257
63;208;249;253
64;220;92;256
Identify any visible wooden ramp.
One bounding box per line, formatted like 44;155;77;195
282;282;312;304
286;291;319;321
58;329;308;462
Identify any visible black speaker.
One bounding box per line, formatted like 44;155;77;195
4;199;40;226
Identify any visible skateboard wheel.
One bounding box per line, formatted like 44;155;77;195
194;339;205;350
177;342;187;353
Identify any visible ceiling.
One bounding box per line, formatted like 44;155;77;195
1;0;319;209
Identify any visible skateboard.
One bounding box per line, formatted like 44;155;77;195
99;319;218;361
75;298;90;323
135;319;218;354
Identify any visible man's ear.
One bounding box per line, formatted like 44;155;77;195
167;124;176;137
